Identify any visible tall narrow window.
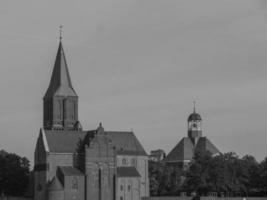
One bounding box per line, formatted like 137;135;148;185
99;168;102;200
131;158;136;166
63;99;67;120
122;158;127;166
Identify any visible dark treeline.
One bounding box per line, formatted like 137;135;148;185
0;150;30;196
149;152;267;197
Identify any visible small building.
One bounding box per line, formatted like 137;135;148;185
163;106;220;168
149;149;166;162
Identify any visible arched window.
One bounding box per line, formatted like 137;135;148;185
122;158;127;166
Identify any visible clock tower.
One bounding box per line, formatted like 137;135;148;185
187;102;202;145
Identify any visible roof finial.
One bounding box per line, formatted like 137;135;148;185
193;100;196;113
59;25;63;41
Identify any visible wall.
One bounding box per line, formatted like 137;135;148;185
117;177;140;200
142;197;267;200
34;132;48;200
64;175;84;200
0;197;33;200
85;133;116;200
117;155;149;198
47;153;74;181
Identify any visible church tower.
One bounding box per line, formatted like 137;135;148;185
187;102;202;145
43;39;82;131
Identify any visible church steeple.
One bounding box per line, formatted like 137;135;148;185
43;39;82;131
44;41;77;98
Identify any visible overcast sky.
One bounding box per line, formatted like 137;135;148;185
0;0;267;165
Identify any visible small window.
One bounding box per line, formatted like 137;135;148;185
128;185;131;191
120;185;123;191
131;158;136;166
122;158;127;166
120;197;123;200
72;177;78;190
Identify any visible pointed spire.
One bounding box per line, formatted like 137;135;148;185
193;100;196;113
59;25;63;41
44;40;77;98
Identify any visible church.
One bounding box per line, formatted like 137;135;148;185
34;39;149;200
163;105;220;168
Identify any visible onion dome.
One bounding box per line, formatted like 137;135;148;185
188;101;202;121
188;112;202;121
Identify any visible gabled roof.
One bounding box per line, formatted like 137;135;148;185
58;166;84;176
47;176;63;191
163;137;194;162
195;137;220;155
163;136;220;163
44;41;77;98
43;129;147;156
117;167;141;177
107;131;147;156
44;130;92;153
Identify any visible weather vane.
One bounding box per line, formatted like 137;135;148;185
59;25;63;41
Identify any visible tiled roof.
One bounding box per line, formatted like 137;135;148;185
107;131;147;156
163;137;194;162
163;137;220;163
44;130;92;153
43;129;147;156
195;137;220;155
44;41;77;98
58;166;84;176
117;167;141;177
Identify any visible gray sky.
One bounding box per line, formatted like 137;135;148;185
0;0;267;165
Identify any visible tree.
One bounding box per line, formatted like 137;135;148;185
241;155;261;196
182;152;263;197
0;151;30;196
259;157;267;195
182;152;214;195
149;161;163;196
149;161;184;196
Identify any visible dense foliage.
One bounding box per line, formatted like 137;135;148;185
149;161;185;196
0;150;30;196
149;152;267;197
